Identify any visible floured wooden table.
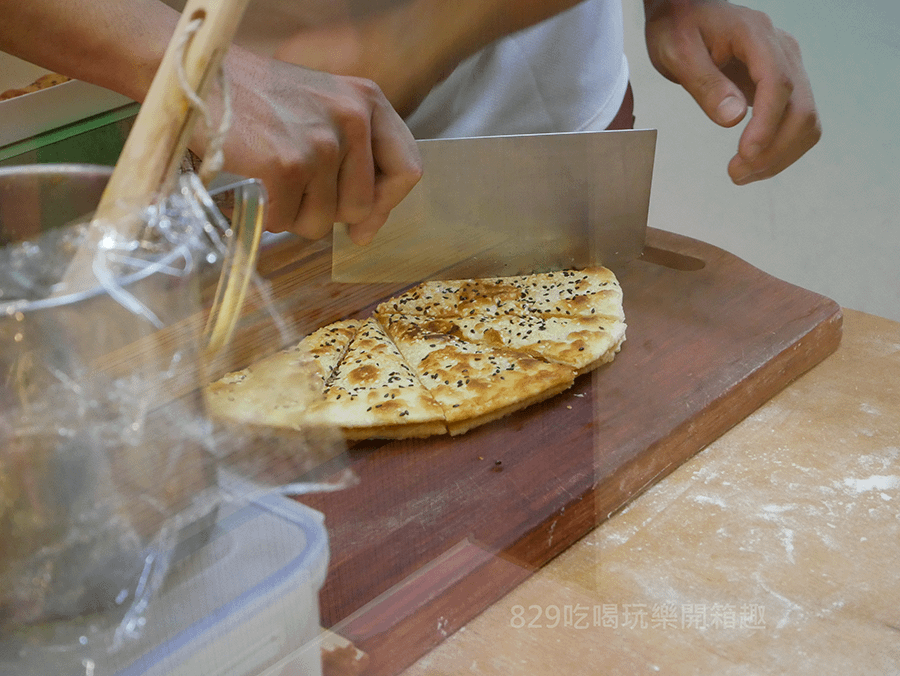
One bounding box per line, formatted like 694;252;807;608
397;309;900;675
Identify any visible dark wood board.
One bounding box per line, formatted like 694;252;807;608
253;229;842;675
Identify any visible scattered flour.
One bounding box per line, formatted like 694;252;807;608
858;402;881;416
762;504;797;514
842;475;900;494
692;494;727;508
778;528;796;563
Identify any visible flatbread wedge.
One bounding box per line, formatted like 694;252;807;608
375;268;623;321
409;312;627;375
508;268;624;320
306;318;447;440
374;278;526;318
204;319;360;428
374;279;469;318
379;315;576;435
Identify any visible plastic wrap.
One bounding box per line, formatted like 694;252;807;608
0;166;347;673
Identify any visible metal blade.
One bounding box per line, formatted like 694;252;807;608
332;129;656;282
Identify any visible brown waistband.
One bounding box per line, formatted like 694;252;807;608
606;82;635;131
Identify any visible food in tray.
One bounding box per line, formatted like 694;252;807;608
205;267;626;440
0;72;71;101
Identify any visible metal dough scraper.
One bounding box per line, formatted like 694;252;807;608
331;128;656;282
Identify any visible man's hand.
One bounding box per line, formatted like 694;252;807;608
644;0;821;184
200;48;422;243
0;0;421;244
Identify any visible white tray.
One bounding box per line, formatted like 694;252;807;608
0;55;133;147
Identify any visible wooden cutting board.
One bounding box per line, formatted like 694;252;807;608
250;228;842;676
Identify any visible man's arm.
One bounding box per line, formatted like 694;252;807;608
643;0;821;183
0;0;421;241
0;0;173;102
275;0;588;117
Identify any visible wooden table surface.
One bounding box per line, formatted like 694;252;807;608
396;308;900;675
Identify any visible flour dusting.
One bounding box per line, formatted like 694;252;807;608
858;402;881;416
843;475;900;494
778;528;796;563
692;494;727;508
762;504;797;514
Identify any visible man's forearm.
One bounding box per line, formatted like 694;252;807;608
0;0;177;101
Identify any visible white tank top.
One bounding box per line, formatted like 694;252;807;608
405;0;628;139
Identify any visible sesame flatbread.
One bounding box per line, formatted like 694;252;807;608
306;318;447;440
0;73;71;101
379;315;576;435
300;319;362;387
508;268;624;320
375;268;623;321
204;319;359;428
397;312;626;375
207;267;626;440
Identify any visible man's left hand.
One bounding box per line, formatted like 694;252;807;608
645;0;821;184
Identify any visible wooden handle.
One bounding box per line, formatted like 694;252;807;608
57;0;250;295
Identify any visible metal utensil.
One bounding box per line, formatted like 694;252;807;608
332;129;656;282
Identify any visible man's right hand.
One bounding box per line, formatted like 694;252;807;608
0;0;421;245
201;48;422;244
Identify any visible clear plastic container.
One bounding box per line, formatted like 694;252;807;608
0;164;230;631
3;493;330;676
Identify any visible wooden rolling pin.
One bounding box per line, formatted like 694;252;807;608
57;0;251;296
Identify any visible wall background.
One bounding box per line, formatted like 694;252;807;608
621;0;899;321
2;1;897;320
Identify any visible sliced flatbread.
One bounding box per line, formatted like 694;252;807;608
306;318;447;440
375;268;623;321
374;277;528;318
301;319;362;387
509;268;624;320
0;73;72;101
374;279;469;318
209;266;625;441
204;319;359;428
380;315;576;435
391;312;626;375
